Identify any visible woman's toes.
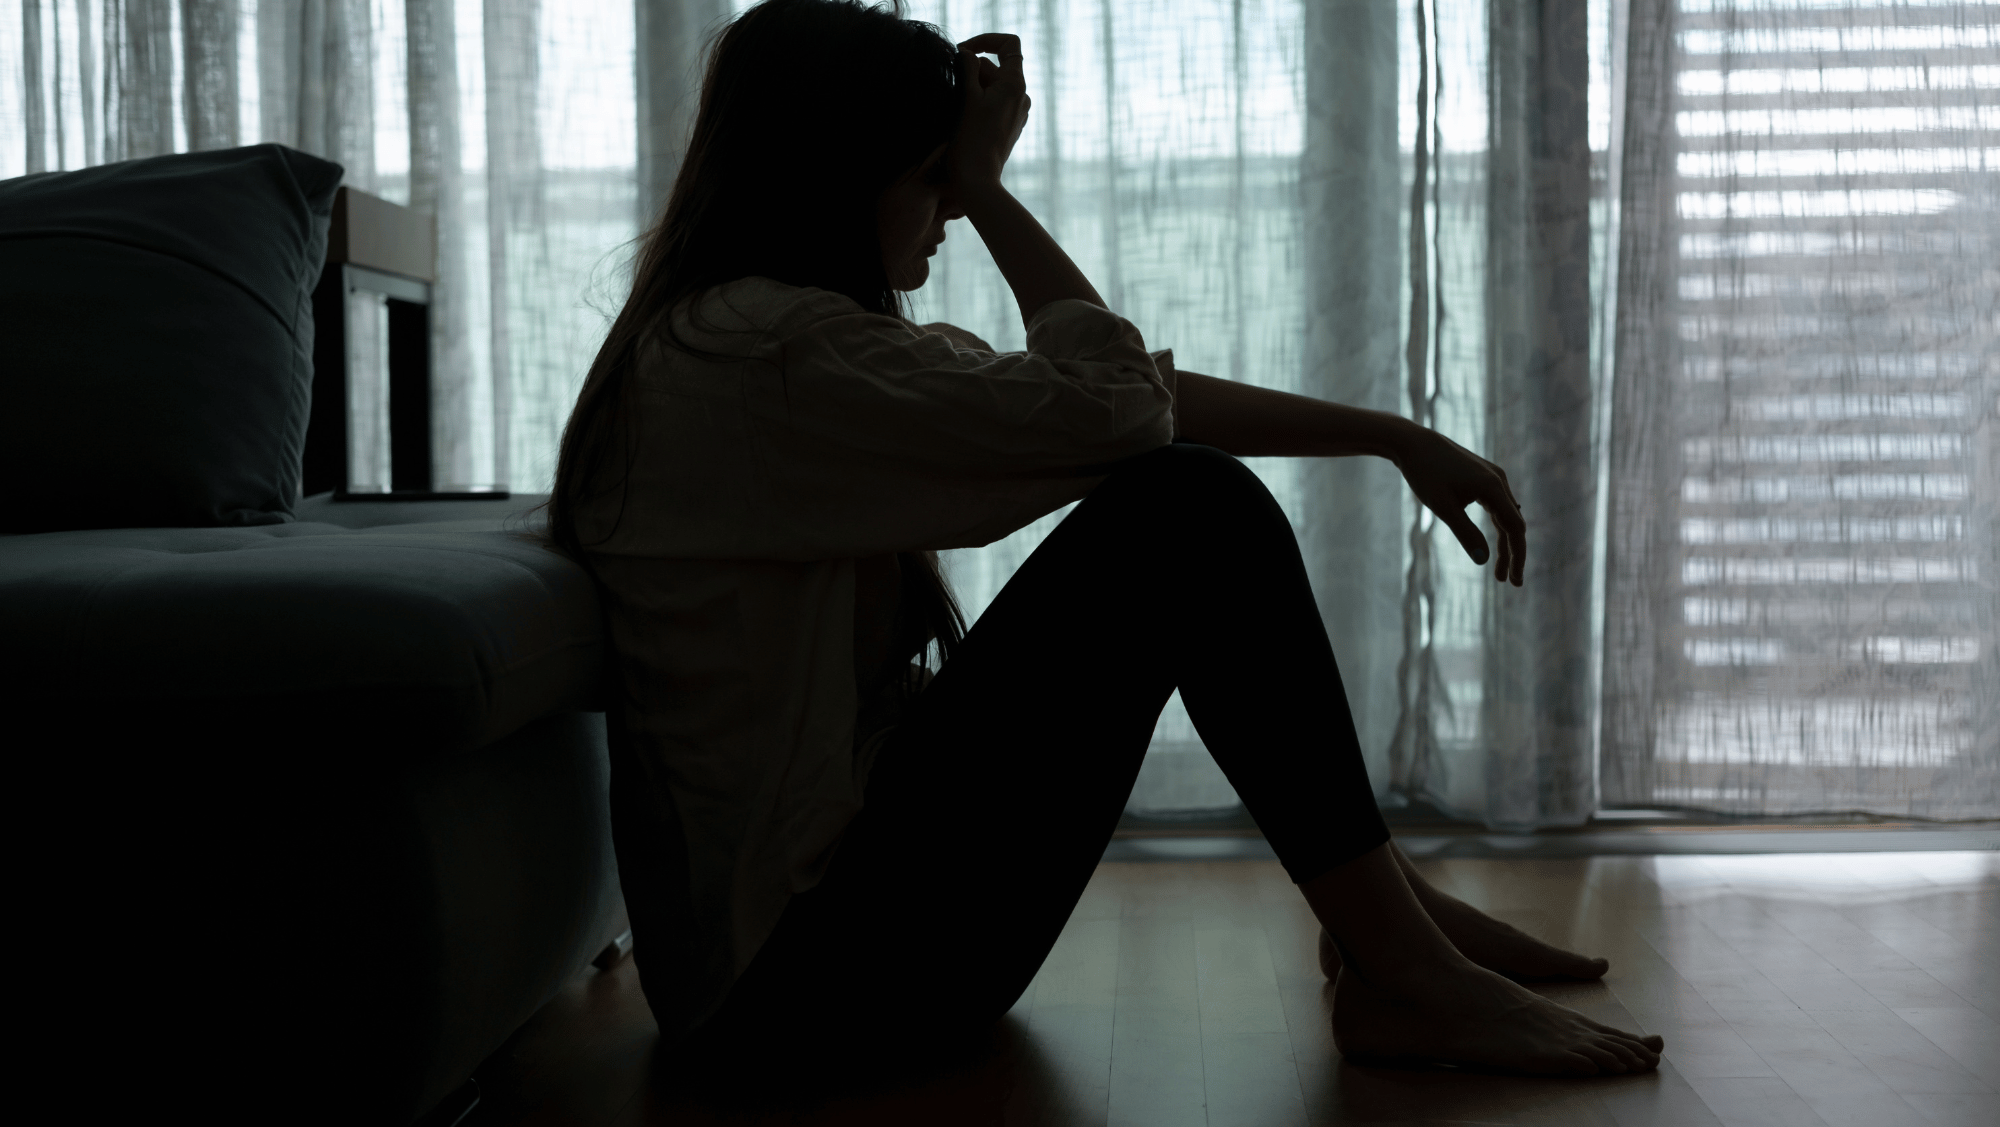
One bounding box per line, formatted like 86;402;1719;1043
1604;1039;1648;1072
1585;1016;1661;1048
1576;1043;1625;1073
1619;1031;1661;1052
1594;1025;1664;1065
1559;1050;1605;1076
1548;952;1610;979
1612;1035;1662;1072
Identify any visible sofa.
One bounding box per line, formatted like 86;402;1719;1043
1;145;622;1123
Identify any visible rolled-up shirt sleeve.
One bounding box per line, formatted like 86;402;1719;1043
773;295;1176;473
589;280;1178;560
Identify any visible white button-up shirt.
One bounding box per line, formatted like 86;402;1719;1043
578;276;1176;1037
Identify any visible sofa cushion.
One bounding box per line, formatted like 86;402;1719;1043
0;522;603;750
0;144;342;534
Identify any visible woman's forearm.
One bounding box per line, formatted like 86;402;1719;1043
959;182;1107;327
1173;369;1417;460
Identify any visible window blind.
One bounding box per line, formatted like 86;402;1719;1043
1605;0;1998;817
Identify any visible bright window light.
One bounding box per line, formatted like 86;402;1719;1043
1679;147;2000;178
1679;106;2000;137
1847;637;1981;664
1682;25;2000;56
1679;66;2000;96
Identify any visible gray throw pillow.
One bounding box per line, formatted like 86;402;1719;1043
0;144;343;532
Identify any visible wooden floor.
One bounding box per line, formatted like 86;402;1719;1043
475;850;1998;1126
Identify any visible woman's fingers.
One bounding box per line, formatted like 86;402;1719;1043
1403;431;1527;586
952;34;1030;185
958;44;996;90
959;32;1024;60
1481;469;1527;587
958;33;1026;90
1504;499;1526;586
1438;506;1491;568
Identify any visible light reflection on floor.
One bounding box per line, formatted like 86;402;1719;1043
1643;851;1998;904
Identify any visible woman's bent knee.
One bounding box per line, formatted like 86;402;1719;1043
1111;440;1257;487
1103;442;1279;517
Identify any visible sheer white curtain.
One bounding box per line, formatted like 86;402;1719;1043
3;0;1618;828
1603;0;1999;818
19;0;1982;825
890;0;1615;828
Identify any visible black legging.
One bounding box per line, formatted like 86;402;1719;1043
648;443;1389;1075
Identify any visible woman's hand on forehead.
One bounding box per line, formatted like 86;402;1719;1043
951;33;1030;189
958;31;1025;69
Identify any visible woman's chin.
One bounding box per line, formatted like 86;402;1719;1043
893;260;931;293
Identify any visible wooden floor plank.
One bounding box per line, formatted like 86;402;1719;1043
1761;970;1898;1015
1558;1065;1727;1127
1194;925;1307;1127
1888;1005;2000;1078
1809;1008;1994;1098
1893;1090;2000;1127
1263;898;1350;1124
1717;1021;1933;1126
1104;916;1205;1127
1846;966;1973;1011
1686;1076;1831;1127
1015;916;1122;1127
474;957;655;1127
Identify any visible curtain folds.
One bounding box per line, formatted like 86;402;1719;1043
256;0;375;187
483;0;539;491
1602;0;1999;819
909;0;1613;828
8;0;1987;824
180;0;237;151
636;0;724;225
1602;0;1681;809
1303;0;1407;802
1480;0;1598;827
405;0;473;487
21;0;44;170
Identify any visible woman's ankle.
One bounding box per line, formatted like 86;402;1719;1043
1298;842;1471;985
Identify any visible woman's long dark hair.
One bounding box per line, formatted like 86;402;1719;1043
549;0;967;664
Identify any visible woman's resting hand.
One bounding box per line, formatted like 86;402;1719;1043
1171;370;1525;585
1392;427;1527;586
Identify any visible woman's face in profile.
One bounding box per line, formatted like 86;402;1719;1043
878;145;962;292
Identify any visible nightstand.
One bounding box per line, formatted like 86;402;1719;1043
303;185;508;502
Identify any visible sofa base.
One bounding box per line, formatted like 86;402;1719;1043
20;709;622;1124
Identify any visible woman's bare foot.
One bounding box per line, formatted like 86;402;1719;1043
1319;847;1609;982
1414;889;1610;980
1299;841;1653;1077
1332;962;1663;1076
1319;901;1608;982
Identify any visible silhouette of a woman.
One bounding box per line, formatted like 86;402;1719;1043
549;0;1661;1087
